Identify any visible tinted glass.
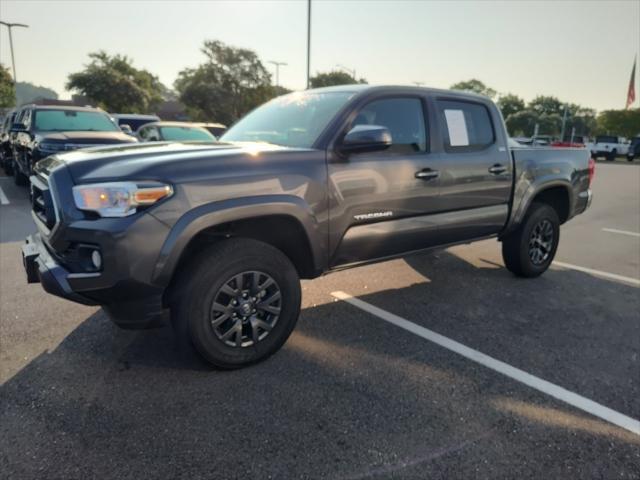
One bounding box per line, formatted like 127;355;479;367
121;118;157;131
222;91;354;148
34;110;120;132
160;126;215;141
352;98;427;154
438;100;494;150
596;135;617;143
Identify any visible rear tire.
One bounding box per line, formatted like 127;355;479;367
171;238;301;369
501;202;560;278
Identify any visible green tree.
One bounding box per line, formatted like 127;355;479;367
0;64;15;108
596;109;640;138
66;51;164;113
497;93;525;119
527;95;563;116
15;81;58;105
174;40;273;124
309;70;366;88
450;79;496;99
505;110;538;136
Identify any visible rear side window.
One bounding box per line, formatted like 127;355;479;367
437;100;494;152
353;97;428;154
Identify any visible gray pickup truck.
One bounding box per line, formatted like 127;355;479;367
22;85;593;368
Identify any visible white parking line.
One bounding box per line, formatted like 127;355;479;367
552;261;640;287
331;290;640;436
602;228;640;238
0;186;9;205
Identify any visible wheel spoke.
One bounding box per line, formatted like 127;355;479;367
233;273;245;292
220;321;239;341
251;272;260;292
261;290;281;305
220;283;237;296
211;302;230;313
250;317;261;344
235;323;244;347
258;277;274;291
211;312;231;327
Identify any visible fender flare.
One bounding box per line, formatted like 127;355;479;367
504;178;573;236
151;195;324;286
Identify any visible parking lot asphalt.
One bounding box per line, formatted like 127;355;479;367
0;163;639;479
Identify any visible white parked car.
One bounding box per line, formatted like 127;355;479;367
587;135;629;161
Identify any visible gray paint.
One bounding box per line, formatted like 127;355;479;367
25;86;592;327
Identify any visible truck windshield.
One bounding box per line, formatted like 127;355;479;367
221;91;354;148
34;110;120;132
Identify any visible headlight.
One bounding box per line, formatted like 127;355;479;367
38;142;66;153
72;182;173;217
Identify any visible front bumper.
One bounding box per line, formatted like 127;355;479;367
22;232;170;329
23;233;98;306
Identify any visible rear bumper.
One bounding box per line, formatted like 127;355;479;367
22;233;169;329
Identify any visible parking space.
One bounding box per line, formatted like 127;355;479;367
0;164;639;479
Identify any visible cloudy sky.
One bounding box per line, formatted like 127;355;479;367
1;0;638;111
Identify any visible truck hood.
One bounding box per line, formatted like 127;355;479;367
44;141;314;184
37;130;137;144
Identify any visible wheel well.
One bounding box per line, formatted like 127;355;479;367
532;186;570;223
173;215;318;281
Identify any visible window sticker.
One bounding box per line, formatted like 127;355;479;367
444;109;469;147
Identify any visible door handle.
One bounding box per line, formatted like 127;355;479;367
415;169;439;180
488;164;507;175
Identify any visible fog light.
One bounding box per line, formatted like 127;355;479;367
91;250;102;270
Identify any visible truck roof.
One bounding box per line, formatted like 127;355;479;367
307;84;492;101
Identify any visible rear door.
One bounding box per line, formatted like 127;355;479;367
328;95;445;266
429;98;513;243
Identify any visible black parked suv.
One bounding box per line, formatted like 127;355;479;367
0;109;17;174
10;105;138;185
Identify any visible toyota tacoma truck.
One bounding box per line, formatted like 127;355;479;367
22;86;594;368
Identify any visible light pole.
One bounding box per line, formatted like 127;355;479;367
0;21;29;104
268;61;287;87
306;0;311;89
336;64;356;80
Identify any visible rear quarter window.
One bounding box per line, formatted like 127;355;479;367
437;100;494;152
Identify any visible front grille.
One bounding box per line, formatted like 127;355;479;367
31;176;56;230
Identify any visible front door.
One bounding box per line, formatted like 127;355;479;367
328;96;444;266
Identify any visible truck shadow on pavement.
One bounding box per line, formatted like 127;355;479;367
1;251;639;479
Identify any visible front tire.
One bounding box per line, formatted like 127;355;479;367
501;202;560;278
171;238;301;369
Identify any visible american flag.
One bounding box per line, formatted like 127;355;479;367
626;57;636;109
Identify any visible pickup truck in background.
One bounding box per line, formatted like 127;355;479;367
21;86;593;368
587;135;629;161
10;105;138;186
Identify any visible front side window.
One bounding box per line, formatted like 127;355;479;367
221;91;355;148
437;100;494;151
159;126;215;141
33;110;120;132
351;97;428;154
596;135;618;144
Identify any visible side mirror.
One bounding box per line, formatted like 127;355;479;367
339;125;392;154
120;124;133;134
11;123;27;133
